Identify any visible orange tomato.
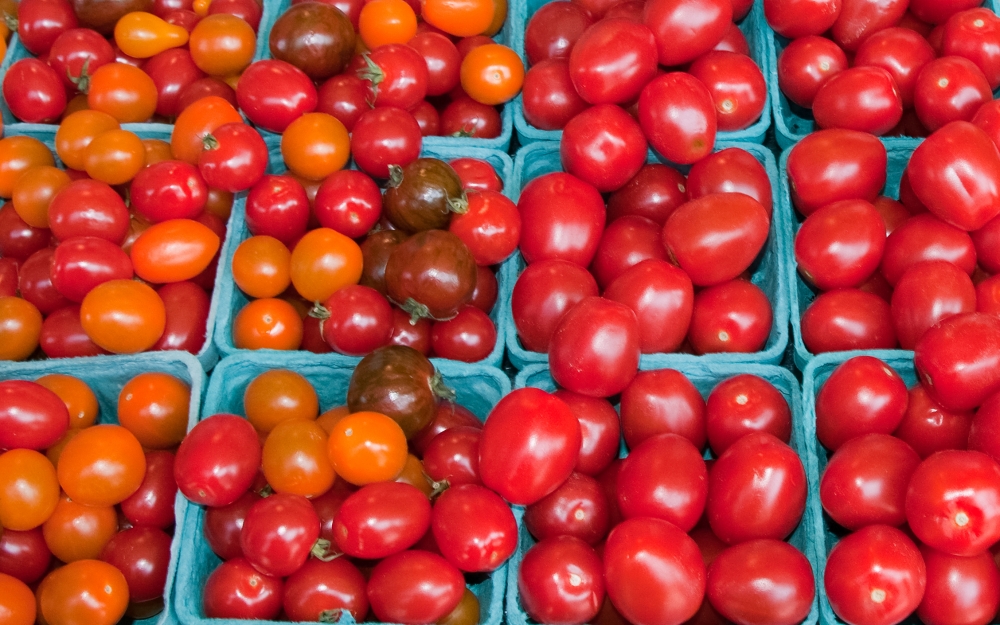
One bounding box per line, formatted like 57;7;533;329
232;235;293;299
142;138;174;165
396;453;434;496
171;95;244;164
422;0;495;37
0;296;42;361
57;424;147;506
316;405;350;433
281;113;351;181
262;419;336;497
244;368;319;432
130;218;221;283
46;428;83;466
484;0;507;37
87;62;159;123
327;411;408;485
0;135;54;198
189;14;256;77
460;43;524;105
11;165;71;227
37;560;130;625
0;449;59;530
80;280;166;354
0;573;36;625
84;128;146;185
289;227;364;302
118;372;191;449
36;374;99;429
193;0;212;15
358;0;417;48
55;110;121;171
114;11;189;58
42;495;118;562
63;93;91;118
232;297;304;350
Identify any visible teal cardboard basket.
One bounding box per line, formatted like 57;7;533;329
212;137;515;368
503;140;792;370
0;351;208;625
171;351;512;625
801;350;919;625
508;0;772;146
783;136;923;371
506;362;823;625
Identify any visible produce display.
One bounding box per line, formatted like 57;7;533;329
5;0;1000;624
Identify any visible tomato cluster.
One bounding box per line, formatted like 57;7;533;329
770;0;1000;138
507;367;815;625
511;144;777;393
811;353;1000;625
790;122;1000;356
0;369;192;625
174;347;519;623
228;154;516;362
520;0;766;164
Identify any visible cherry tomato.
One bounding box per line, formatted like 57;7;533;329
643;0;731;66
282;558;368;622
560;104;648;193
199;122;268;192
778;35;849;109
639;72;717;165
813;66;903;135
521;59;590;131
100;526;172;602
517;172;605;266
281;113;351;181
786;129;887;216
918;545;1000;625
334;481;430;559
914;312;1000;411
518;535;605;624
367;550;466;623
688;279;773;355
203;557;283;620
524;471;610;544
232;298;304;350
795;199;886;290
524;1;593;65
237;60;318;133
313;169;382;239
240;492;320;577
174;413;262;506
326;411;408;486
350;107;423;179
707;540;815;625
120;450;178;529
37;560;129;625
689;50;767;131
245;175;310;245
2;59;67;123
705;374;791;455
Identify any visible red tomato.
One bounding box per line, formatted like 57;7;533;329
590;216;668;290
333;482;430;559
604;259;694;354
686;148;773;217
551;391;620;477
0;381;70;450
522;60;592;131
511;258;599;353
777;35;849;109
174;414;261;507
705;374;791;455
568;18;657;105
891;260;976;349
560;104;648;193
282;559;368;622
518;536;604;624
198;122;269;192
880;214;976;286
638;72;717;165
914;312;1000;412
524;1;593;65
812;66;903;135
831;0;907;51
431;483;517;572
795;199;886;290
51;237;134;302
785;129;887;216
918;546;1000;625
895;384;974;459
449;190;521;266
524;472;610;544
764;0;842;38
913;56;992;132
241;493;320;577
620;368;706;449
617;433;707;531
643;0;731;66
608;163;688;225
367;550;465;624
855;27;937;109
236;60;318;133
688;279;773;355
815;355;908;451
516;172;605;266
969;392;1000;463
688;50;767;131
203;558;283;620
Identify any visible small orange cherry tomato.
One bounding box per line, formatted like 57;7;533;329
0;448;59;531
262;419;336;498
289;227;364;302
244;368;319;433
484;0;506;37
193;0;212;15
11;165;71;227
316;405;350;433
114;11;189;58
281;113;351;181
423;0;495;37
55;109;121;171
80;279;166;354
189;14;256;77
36;374;99;429
63;93;91;117
118;372;191;449
358;0;418;48
0;136;55;198
84;128;146;185
232;297;304;350
396;453;434;496
57;424;147;506
42;495;118;562
142;138;174;165
232;235;293;299
171;95;244;164
37;560;130;625
460;43;524;105
0;572;35;625
87;62;159;123
46;428;83;465
0;296;42;361
327;411;408;485
130;218;221;283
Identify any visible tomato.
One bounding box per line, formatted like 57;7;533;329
120;450;177;529
17;0;79;55
47;179;129;244
812;66;903;135
707;540;815;625
2;59;67;123
153;280;210;353
689;50;766;131
281;113;351;181
431;483;516;571
601;259;690;354
143;48;205;118
289;227;363;302
521;59;589;131
50;237;133;304
567;18;656;106
440;95;503;139
237;60;318;132
174;413;261;506
86;63;158;123
918;546;1000;625
359;44;428;110
408;32;460;97
802;288;898;353
189;13;255;76
117;372;190;450
243;369;318;433
0;449;59;532
313;169;382;240
795;199;886;290
517;172;605;266
327;411;408;485
777;35;849;109
37;560;130;625
604;517;705;625
853;28;935;109
282;558;368;622
786;129;887;216
915;312;1000;411
203;490;260;561
232;236;291;299
203;557;283;620
524;471;610;544
368;550;466;623
815;355;908;451
245;175;310;245
261;419;336;498
351;107;423;178
99;526;172;604
518;535;604;624
422;0;493;37
881;214;976;285
198;122;268;192
12;165;71;229
0;572;35;625
913;56;992;133
970;392;1000;462
114;11;188;58
705;374;791;455
764;0;841;38
643;0;730;66
0;136;55;199
56;424;145;507
606;164;686;226
617;433;707;532
831;0;907;51
0;381;70;451
333;481;430;559
639;72;717;165
561;104;648;193
906;450;1000;556
358;0;417;48
240;492;320;577
232;297;304;350
689;279;773;354
130;218;220;284
42;495;117;563
893;260;976;349
0;297;43;361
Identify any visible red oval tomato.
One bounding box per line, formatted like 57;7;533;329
518;535;604;625
812;66;903;135
174;414;262;507
643;0;731;66
638;72;717;165
786;129;887;216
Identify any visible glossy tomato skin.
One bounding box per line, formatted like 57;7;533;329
367;550;466;624
917;546;1000;625
815;355;908;451
688;279;773;355
812;66;903;135
688;50;767;132
130;161;207;223
589;216;668;290
907;121;1000;231
786;129;887;216
604;517;705;625
432;483;517;572
796;199;886;290
854;27;936;109
560;104;648;193
549;297;641;398
777;35;848;109
705;374;791;455
524;472;610;544
604;259;694;354
245;175;310;245
687;149;772;217
639;72;717;165
100;526;172;603
707;539;815;625
551;391;620;476
237;60;318;133
568;18;657;105
334;482;430;559
174;414;262;507
518;536;604;625
905;450;1000;556
643;0;731;66
831;0;907;52
617;433;708;532
969;392;1000;462
891;260;976;350
608;163;688;225
3;59;68;123
914;312;1000;412
620;368;706;450
351;107;422;179
824;525;926;625
511;259;599;352
153;281;210;354
241;493;320;577
0;381;70;450
880;214;976;286
801;289;898;354
478;387;580;505
894;384;973;458
203;557;283;620
523;1;594;65
707;432;806;544
282;558;369;622
522;59;589;130
764;0;842;39
517;172;605;266
51;236;134;302
120;451;178;529
48;179;130;245
942;8;1000;91
914;56;993;133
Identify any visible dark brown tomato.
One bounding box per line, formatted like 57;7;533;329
360;230;408;296
382;158;467;233
269;2;356;80
74;0;151;34
346;344;453;438
384;230;478;322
